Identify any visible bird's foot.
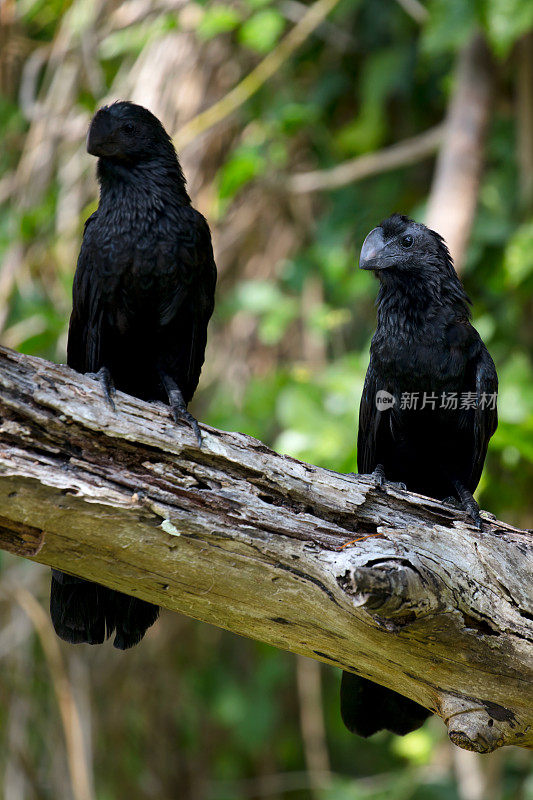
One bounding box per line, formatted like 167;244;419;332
168;390;202;447
452;481;483;529
462;499;483;529
86;367;116;411
158;368;203;446
371;464;406;491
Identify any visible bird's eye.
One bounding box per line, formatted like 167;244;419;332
401;234;414;248
122;122;135;135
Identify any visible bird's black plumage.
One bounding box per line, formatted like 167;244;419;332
341;214;497;738
51;101;216;649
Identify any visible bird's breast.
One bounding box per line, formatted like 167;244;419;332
372;326;465;388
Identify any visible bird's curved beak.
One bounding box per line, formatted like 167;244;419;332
86;110;118;158
359;227;388;271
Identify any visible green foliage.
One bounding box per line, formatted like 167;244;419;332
484;0;533;56
238;9;285;53
503;221;533;287
335;45;413;156
196;4;243;39
274;355;361;470
421;0;479;55
99;15;178;59
216;144;267;207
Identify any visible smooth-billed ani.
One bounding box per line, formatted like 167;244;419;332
50;101;216;650
341;214;497;738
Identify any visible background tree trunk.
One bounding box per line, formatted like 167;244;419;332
425;33;495;271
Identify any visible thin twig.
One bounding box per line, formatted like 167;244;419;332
1;586;94;800
280;0;356;51
296;656;330;798
287;123;444;193
173;0;343;149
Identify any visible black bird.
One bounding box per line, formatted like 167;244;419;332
51;101;216;649
341;213;497;738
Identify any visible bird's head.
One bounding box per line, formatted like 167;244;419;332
359;214;470;313
87;101;176;165
359;214;455;280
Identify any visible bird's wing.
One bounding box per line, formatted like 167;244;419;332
469;342;498;491
357;358;381;474
67;213;105;373
158;211;215;324
157;209;217;400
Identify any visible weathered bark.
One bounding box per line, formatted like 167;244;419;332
0;345;531;753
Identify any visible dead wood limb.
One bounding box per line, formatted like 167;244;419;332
0;345;531;753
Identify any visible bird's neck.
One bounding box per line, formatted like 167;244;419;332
97;156;191;214
375;272;470;335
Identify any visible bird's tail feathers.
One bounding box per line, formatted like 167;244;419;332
112;594;159;650
50;570;159;649
340;671;431;738
50;570;116;645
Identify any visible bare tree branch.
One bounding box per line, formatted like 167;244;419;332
287;124;444;194
0;345;531;754
0;586;94;800
296;657;330;796
280;0;356;52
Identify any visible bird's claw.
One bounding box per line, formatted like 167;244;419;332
465;503;483;530
371;465;406;491
86;367;116;411
444;496;483;528
174;410;202;447
451;481;483;529
168;393;202;447
371;464;386;488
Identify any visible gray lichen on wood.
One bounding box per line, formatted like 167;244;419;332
0;345;531;753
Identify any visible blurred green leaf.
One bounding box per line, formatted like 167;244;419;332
196;4;242;39
99;15;177;58
392;728;433;765
238;9;285;53
421;0;479;55
503;220;533;287
233;280;282;313
216;145;267;203
484;0;533;57
334;46;411;156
